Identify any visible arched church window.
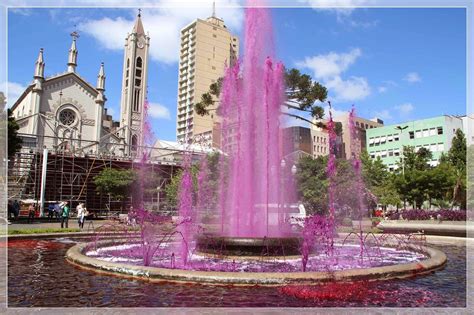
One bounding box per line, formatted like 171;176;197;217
133;89;140;112
131;134;138;151
59;109;76;126
135;56;142;87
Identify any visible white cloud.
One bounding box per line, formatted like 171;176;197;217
404;72;421;83
296;48;361;80
325;76;371;101
296;48;370;102
377;86;387;93
394;102;414;115
323;104;347;120
148;102;171;119
78;1;243;64
373;109;392;120
300;0;377;28
300;0;373;11
6;82;27;107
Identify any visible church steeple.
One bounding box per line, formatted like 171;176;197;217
119;9;150;156
67;31;79;73
34;48;45;79
96;62;106;91
133;9;145;35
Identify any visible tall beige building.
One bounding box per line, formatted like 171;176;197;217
176;13;239;146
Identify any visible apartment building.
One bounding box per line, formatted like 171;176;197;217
176;13;239;147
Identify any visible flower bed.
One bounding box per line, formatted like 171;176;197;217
388;209;466;221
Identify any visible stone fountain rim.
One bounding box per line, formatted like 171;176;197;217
65;240;447;286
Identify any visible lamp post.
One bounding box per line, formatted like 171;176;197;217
395;125;408;209
395;125;408;177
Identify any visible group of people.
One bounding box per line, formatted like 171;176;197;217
48;201;88;229
6;200;90;228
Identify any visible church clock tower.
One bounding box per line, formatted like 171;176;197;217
119;10;150;156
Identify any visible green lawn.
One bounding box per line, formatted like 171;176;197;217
8;227;82;235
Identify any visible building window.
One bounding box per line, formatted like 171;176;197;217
409;131;415;139
59;109;76;126
133;89;140;112
429;128;436;136
415;130;422;138
131;134;138;151
437;127;443;135
423;129;429;137
394;134;399;141
136;57;142;68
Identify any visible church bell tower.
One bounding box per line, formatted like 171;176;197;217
119;10;150;156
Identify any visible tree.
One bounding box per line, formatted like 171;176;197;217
8;109;22;159
195;67;328;128
373;177;401;210
443;129;467;208
296;155;328;214
360;150;389;209
164;162;201;210
94;168;136;210
467;145;474;210
394;146;433;208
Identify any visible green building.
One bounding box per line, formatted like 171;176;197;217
366;115;464;171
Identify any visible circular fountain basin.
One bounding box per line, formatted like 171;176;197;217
66;240;447;286
196;235;301;256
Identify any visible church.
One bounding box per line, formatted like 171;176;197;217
11;12;150;158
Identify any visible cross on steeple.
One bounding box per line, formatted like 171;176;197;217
138;8;142;17
70;25;80;40
212;1;216;17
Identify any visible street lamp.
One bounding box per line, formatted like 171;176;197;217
395;125;408;177
395;125;408;210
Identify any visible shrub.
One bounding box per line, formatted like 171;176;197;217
387;209;466;221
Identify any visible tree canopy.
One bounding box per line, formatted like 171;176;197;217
195;67;328;128
8;109;22;159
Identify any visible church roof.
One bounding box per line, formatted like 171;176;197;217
11;71;99;112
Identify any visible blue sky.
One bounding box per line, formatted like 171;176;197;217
7;5;466;141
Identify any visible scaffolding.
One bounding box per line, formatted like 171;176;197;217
7;134;211;216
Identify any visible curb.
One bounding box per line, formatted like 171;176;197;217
66;241;447;286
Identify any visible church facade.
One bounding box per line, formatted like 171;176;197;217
11;13;150;158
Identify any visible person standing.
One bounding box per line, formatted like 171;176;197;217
76;203;86;229
61;201;70;228
27;203;35;224
12;200;20;220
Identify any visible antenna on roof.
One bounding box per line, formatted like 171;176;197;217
212;1;216;18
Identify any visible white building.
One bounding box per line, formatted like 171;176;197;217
11;13;150;157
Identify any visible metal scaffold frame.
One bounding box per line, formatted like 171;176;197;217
7;133;212;217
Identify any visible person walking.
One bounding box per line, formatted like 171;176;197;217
61;201;70;228
76;203;86;229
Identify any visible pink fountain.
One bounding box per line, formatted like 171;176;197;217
194;3;301;256
79;2;443;285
